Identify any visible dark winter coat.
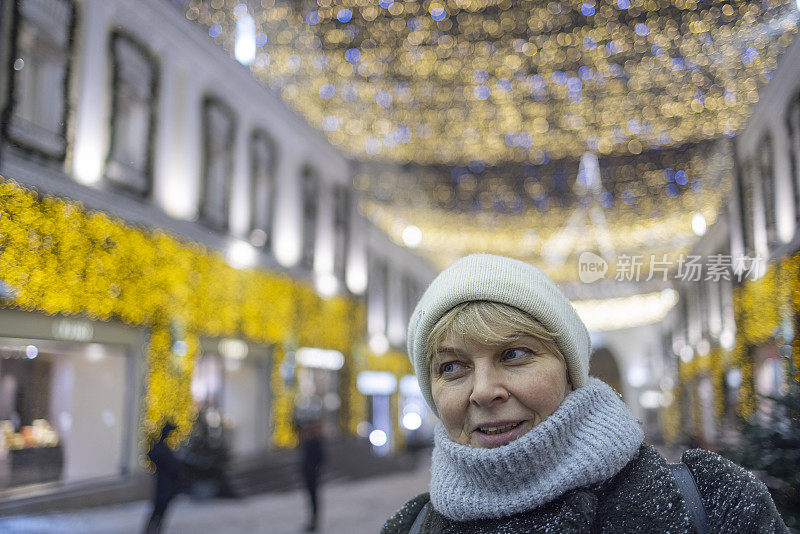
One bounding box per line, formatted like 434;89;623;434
381;444;788;533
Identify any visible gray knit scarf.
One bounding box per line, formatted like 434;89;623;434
429;377;644;522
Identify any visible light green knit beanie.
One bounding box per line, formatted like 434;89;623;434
407;253;591;416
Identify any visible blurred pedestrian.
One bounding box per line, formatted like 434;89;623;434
382;253;788;533
144;421;183;534
294;411;325;532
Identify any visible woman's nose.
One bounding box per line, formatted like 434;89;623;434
469;365;510;407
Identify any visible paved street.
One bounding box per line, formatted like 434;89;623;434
0;456;431;534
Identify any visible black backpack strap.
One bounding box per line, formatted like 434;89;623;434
408;502;430;534
669;462;709;534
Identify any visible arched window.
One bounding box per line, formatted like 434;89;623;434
739;158;755;254
332;185;349;279
200;97;235;231
301;165;319;270
785;95;800;226
759;135;776;244
4;0;75;160
105;32;157;196
249;130;276;249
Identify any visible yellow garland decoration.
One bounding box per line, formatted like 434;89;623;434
0;178;365;451
673;250;800;432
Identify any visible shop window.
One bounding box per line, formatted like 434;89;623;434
0;338;128;490
4;0;74;160
332;185;349;279
249;130;276;249
191;353;223;409
786;96;800;225
105;32;157;196
739;159;755;254
301;165;319;270
759;135;776;244
191;344;270;457
295;348;344;437
200;98;235;231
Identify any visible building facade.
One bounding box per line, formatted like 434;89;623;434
0;0;433;512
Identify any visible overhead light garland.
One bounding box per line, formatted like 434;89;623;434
355;138;731;278
182;0;797;163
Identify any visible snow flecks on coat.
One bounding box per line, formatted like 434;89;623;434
381;444;790;534
682;448;789;534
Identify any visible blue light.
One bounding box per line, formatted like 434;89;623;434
505;132;519;147
208;24;223;38
581;3;595;15
518;132;534;148
663;168;675;182
337;8;352;23
474;85;490;100
578;66;593;79
306;11;321;25
379;0;393;8
407;17;422;31
344;48;361;63
568;91;582;102
496;78;512;92
600;192;614;208
473;69;489;83
431;7;447;21
651;45;663;56
376;91;393;107
566;77;582;91
617;0;630;7
665;183;679;198
319;84;335;99
635;24;649;36
583;37;597;50
606;41;620;55
255;33;268;47
529;74;546;89
552;71;567;85
671;58;684;71
621;189;636;205
675;170;689;185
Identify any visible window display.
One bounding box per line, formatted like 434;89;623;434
0;337;128;491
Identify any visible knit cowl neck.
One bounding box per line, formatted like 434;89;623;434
429;377;644;522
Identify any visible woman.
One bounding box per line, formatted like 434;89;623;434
382;254;787;533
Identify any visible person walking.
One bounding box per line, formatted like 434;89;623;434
295;413;325;532
144;421;184;534
382;253;788;533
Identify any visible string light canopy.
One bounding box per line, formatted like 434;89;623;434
183;0;797;164
356;139;732;280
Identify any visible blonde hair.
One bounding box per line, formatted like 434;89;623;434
426;301;564;370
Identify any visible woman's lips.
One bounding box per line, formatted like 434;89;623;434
472;420;527;448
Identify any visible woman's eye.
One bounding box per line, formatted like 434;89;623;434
439;361;463;376
502;348;532;361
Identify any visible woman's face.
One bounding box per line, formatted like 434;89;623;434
430;322;571;448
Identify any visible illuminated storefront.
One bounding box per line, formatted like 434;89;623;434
190;338;272;456
0;310;143;496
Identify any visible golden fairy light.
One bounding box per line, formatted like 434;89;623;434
184;0;797;164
